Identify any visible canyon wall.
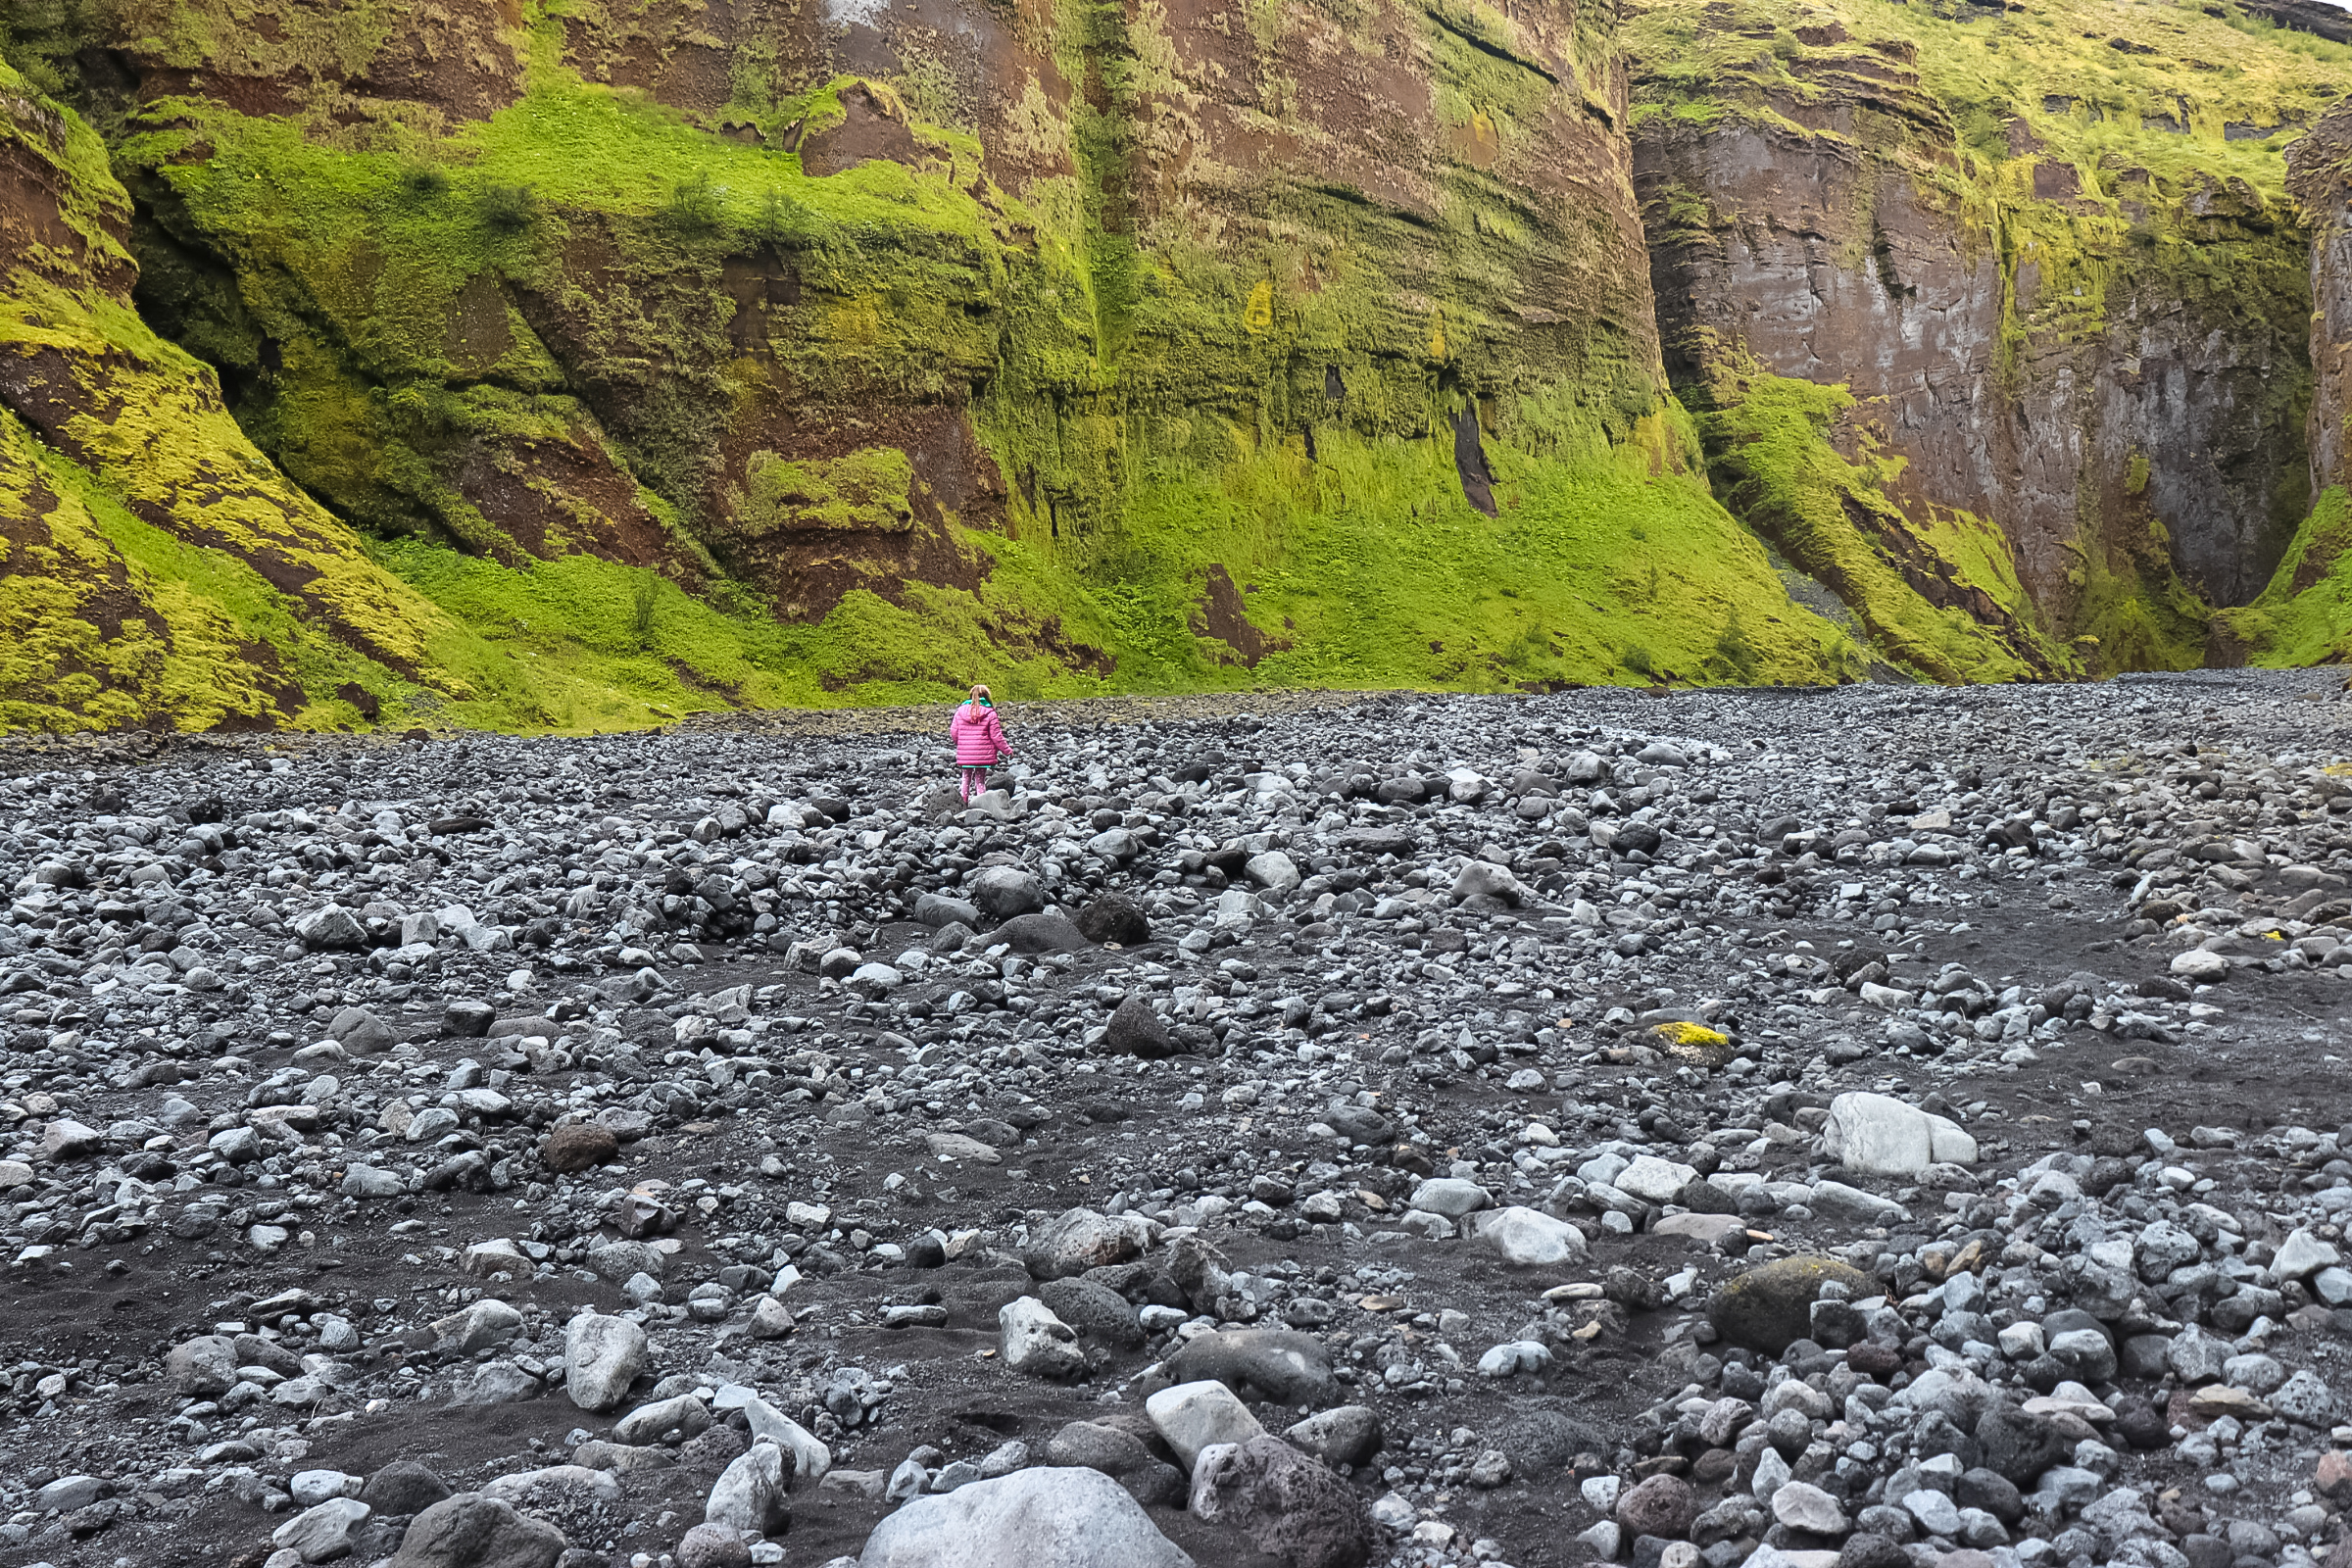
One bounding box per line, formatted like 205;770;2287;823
1;0;1874;730
2210;101;2352;666
1627;0;2329;678
4;0;2351;726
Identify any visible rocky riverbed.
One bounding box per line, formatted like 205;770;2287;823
5;671;2352;1568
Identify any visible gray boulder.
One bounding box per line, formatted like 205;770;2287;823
1043;1420;1185;1506
1021;1208;1149;1279
1001;1298;1088;1382
994;911;1087;954
294;905;368;950
914;893;982;929
327;1004;400;1054
968;867;1044;922
165;1334;238;1397
1163;1329;1337;1407
1190;1436;1371;1568
362;1461;454;1517
1822;1093;1976;1175
1038;1277;1146;1348
706;1443;791;1534
1103;995;1180;1058
274;1497;372;1563
1074;894;1152;946
1284;1405;1383;1469
386;1493;564;1568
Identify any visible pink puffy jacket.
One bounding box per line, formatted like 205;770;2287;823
950;701;1010;764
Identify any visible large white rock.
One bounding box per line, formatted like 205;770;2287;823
1771;1481;1847;1536
1245;851;1301;893
858;1465;1193;1567
272;1496;370;1562
564;1310;648;1413
430;1298;521;1354
1145;1380;1265;1471
1472;1206;1588;1267
707;1442;791;1533
2274;1228;2342;1280
1613;1154;1698;1203
1450;860;1529;906
2170;950;2230;983
1821;1093;1976;1176
1001;1298;1087;1382
712;1383;832;1479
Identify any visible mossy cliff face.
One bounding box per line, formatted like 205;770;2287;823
0;53;468;731
13;0;2352;726
1626;0;2332;678
2207;102;2352;666
0;57;905;734
0;0;1880;721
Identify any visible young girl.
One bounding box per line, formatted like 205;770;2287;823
950;684;1011;802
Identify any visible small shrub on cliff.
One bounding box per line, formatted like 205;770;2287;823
662;172;723;235
755;187;812;246
1715;612;1761;681
399;164;449;203
479;182;539;233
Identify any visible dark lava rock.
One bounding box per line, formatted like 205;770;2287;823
1838;1534;1909;1568
993;910;1088;954
1191;1435;1372;1568
1039;1276;1147;1348
442;1000;495;1038
1617;1474;1697;1541
1075;892;1153;946
1104;994;1180;1058
361;1460;456;1519
1974;1405;2073;1487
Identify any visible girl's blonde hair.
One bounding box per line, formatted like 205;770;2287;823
970;684;991;701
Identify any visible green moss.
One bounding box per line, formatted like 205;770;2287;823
733;448;915;536
980;409;1865;692
40;0;2272;734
